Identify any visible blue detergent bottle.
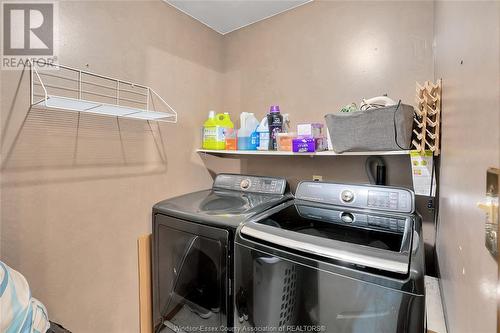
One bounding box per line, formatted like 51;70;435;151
237;113;260;150
250;126;260;150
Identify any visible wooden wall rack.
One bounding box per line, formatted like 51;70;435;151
413;79;442;155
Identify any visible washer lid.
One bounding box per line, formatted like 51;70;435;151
154;189;291;228
240;203;414;275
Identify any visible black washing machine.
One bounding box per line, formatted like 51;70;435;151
234;181;425;333
152;174;290;333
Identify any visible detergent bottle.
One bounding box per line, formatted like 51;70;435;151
218;112;234;144
250;127;260;150
202;111;217;149
267;105;283;150
203;111;233;150
225;128;237;150
282;113;291;133
237;113;259;150
257;117;269;150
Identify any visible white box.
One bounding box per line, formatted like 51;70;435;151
297;123;324;138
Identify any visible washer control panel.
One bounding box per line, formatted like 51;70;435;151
367;190;411;211
214;174;287;195
297;205;409;233
296;181;414;213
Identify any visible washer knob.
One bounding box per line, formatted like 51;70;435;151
341;190;355;203
341;212;355;223
240;179;251;190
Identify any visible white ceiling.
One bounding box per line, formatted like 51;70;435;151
165;0;312;35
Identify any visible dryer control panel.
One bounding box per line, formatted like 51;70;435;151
296;181;414;214
213;174;287;195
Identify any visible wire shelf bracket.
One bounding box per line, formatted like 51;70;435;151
29;60;177;123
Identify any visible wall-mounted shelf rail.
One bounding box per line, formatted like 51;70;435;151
29;60;177;123
196;149;410;157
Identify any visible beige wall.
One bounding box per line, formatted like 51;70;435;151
6;1;489;332
217;0;434;188
434;1;500;332
208;0;437;262
0;1;238;332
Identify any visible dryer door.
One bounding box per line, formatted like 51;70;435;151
153;214;229;332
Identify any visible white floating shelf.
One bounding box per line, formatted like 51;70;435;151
30;61;177;123
196;149;410;157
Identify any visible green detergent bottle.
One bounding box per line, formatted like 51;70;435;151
202;111;233;150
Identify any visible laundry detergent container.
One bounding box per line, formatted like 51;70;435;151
324;103;415;153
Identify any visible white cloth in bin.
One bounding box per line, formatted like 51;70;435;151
0;261;50;333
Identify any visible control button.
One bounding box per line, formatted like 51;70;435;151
379;218;388;228
389;219;398;230
341;190;355;203
240;179;251;190
367;216;376;225
400;193;409;209
340;212;355;223
398;220;406;232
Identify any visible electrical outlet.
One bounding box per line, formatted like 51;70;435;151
313;175;323;182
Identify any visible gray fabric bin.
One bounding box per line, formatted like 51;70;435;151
324;103;414;153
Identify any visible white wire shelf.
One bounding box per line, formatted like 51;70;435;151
29;61;177;123
196;149;411;157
